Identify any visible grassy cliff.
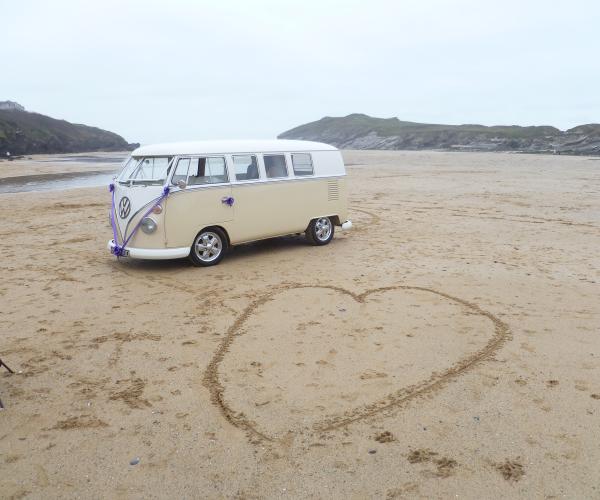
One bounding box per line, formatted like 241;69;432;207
0;107;137;155
279;114;600;154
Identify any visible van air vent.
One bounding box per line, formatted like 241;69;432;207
327;179;339;201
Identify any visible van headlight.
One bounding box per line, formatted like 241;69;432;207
141;217;157;234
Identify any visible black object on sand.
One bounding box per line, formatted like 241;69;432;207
0;357;15;409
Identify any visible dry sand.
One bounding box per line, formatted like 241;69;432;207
1;150;599;498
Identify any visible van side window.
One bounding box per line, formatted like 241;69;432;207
188;157;228;185
264;154;288;178
172;158;191;184
232;155;259;181
291;153;314;176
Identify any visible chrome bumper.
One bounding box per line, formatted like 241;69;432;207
107;240;190;260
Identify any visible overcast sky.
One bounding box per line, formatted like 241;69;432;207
3;0;599;144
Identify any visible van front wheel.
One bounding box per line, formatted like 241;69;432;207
306;217;334;246
189;228;228;266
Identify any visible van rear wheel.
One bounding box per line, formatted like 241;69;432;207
189;227;228;266
306;217;334;246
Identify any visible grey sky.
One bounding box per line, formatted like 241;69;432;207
3;0;599;144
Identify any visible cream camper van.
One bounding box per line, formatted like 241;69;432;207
108;140;352;266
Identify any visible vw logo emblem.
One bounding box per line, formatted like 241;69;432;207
119;197;131;219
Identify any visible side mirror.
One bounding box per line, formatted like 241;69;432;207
177;180;187;190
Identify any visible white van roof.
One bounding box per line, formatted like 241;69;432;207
132;140;338;156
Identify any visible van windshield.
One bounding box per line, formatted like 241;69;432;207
117;156;173;185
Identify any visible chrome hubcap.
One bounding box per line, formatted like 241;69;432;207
195;232;222;262
315;217;332;241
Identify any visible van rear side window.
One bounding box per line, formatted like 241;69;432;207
291;153;314;176
233;155;259;181
264;154;288;178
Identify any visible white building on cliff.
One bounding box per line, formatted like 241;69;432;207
0;101;25;111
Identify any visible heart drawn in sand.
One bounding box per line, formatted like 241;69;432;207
203;285;510;441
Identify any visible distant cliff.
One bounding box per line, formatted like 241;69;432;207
0;102;138;155
279;114;600;155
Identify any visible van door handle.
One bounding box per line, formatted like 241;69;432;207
221;196;234;206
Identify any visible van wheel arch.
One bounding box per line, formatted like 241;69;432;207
208;225;231;247
329;215;341;226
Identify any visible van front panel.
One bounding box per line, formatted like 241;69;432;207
115;184;168;249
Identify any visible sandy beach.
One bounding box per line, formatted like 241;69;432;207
1;150;599;498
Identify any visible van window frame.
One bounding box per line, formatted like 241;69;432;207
168;155;231;188
290;152;315;177
262;153;290;180
231;153;261;183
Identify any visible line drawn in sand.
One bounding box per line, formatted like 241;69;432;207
384;199;599;232
202;284;511;442
347;206;381;233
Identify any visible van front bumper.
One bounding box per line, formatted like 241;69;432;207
107;240;190;260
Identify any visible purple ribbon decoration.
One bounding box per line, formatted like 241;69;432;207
109;184;170;257
109;183;123;256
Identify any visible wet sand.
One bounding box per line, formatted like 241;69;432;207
1;151;599;498
0;152;126;194
0;171;117;194
0;152;126;179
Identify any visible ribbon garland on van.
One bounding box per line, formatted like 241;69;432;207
109;183;170;257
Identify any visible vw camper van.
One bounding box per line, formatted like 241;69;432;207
108;140;351;266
